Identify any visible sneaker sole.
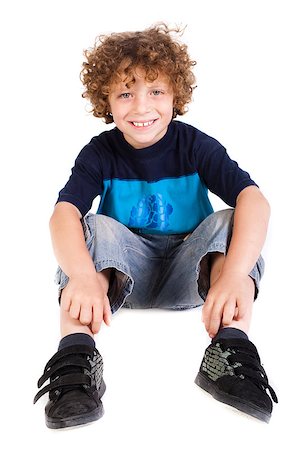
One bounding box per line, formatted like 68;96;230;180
46;380;106;429
194;372;271;423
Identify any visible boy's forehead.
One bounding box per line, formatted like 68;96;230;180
110;66;171;89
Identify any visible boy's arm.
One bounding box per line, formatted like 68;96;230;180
223;185;270;275
202;186;270;337
49;202;111;333
50;202;94;276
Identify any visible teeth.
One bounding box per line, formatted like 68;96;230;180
132;120;154;127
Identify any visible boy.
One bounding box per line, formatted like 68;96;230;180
34;23;277;428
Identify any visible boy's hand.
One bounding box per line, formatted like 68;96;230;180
61;273;112;334
201;271;254;338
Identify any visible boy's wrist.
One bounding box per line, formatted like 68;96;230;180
67;266;98;279
221;264;250;278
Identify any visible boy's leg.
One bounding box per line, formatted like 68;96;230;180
34;214;136;429
34;213;167;428
60;269;111;338
32;269;112;429
209;252;254;334
151;209;259;311
194;223;277;422
34;267;110;429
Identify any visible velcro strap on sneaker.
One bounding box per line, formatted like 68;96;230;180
33;373;91;404
37;356;91;388
44;345;94;371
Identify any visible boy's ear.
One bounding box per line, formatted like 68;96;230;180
105;102;113;118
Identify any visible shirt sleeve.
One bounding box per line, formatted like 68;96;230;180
56;140;104;217
195;133;258;207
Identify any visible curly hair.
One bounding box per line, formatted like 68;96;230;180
80;23;197;124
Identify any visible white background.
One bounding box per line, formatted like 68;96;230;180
1;0;298;448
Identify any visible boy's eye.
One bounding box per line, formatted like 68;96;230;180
119;92;131;99
152;90;164;96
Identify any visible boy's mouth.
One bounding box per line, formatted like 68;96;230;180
130;119;157;128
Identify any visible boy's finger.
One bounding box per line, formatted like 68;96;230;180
92;304;102;334
79;306;92;325
91;319;101;334
208;303;224;338
222;301;236;326
233;306;239;320
201;295;213;322
103;300;112;327
235;302;248;320
69;301;80;319
61;291;71;312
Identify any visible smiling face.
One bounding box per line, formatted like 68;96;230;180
108;69;174;149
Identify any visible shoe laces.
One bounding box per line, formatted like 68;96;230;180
216;338;278;403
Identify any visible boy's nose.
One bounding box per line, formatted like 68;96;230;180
132;94;151;115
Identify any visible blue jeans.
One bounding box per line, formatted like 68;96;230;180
55;209;264;314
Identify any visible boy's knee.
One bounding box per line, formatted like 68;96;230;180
210;208;234;224
195;209;234;237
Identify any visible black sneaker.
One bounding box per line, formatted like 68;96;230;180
34;344;106;429
195;338;278;422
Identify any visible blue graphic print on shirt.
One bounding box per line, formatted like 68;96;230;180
128;193;173;231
